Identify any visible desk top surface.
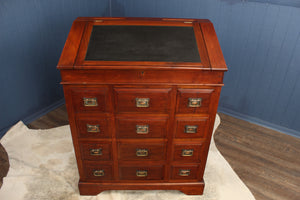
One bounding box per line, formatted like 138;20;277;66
85;25;200;63
57;17;227;71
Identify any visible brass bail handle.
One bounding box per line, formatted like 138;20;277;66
136;170;148;177
90;148;102;156
185;125;198;133
188;98;202;108
181;149;194;156
83;97;98;107
179;169;191;176
93;169;105;177
136;148;149;157
86;124;100;133
136;125;149;134
136;98;150;108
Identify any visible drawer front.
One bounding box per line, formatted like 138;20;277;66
83;163;113;180
171;165;199;180
176;89;214;114
76;116;111;138
175;116;209;138
116;116;168;138
118;143;166;161
71;87;109;113
119;165;164;180
80;142;112;161
173;143;204;162
114;88;172;113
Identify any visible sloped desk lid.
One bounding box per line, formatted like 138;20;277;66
57;17;227;71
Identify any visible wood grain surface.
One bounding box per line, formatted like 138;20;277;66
214;113;300;200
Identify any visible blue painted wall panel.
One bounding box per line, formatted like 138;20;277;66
0;0;110;136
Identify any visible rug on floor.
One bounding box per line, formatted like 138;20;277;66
0;115;255;200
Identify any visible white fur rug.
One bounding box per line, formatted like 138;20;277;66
0;115;255;200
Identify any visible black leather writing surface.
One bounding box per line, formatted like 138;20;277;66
85;25;201;62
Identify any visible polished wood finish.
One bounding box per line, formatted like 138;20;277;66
175;116;209;138
78;182;205;195
119;165;164;180
114;88;172;113
76;115;111;138
57;21;86;69
176;88;214;114
8;106;298;200
171;165;199;180
71;87;110;113
118;142;166;161
82;162;113;181
57;17;227;195
173;143;204;162
199;22;227;70
116;115;168;138
60;70;225;85
79;141;112;161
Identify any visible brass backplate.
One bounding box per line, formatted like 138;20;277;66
86;124;100;133
188;98;202;107
93;169;105;177
181;149;194;157
185;125;198;133
179;169;191;176
136;149;149;157
136;98;150;108
136;125;149;134
136;170;148;177
83;97;98;107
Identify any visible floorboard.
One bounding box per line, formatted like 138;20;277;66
214;113;300;200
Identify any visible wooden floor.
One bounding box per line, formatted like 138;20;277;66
0;105;299;199
214;113;300;200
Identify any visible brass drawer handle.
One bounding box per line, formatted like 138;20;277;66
86;124;100;133
136;170;148;177
136;149;149;157
136;125;149;134
185;125;198;133
83;97;98;107
90;148;102;156
136;98;150;108
188;98;202;107
179;169;191;176
182;149;194;157
93;169;105;177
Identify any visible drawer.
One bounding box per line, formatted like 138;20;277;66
119;165;164;180
116;115;168;138
79;142;112;161
114;88;172;113
76;116;111;138
118;143;166;161
171;165;199;180
71;87;110;113
176;89;214;114
175;116;209;138
173;143;204;162
83;163;113;180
